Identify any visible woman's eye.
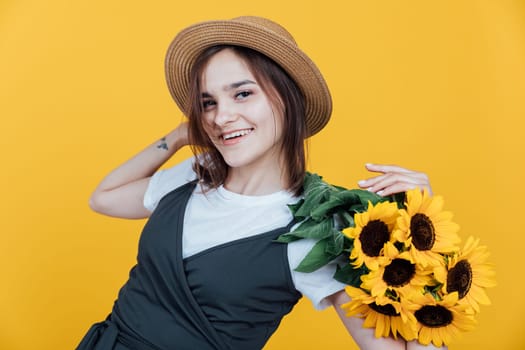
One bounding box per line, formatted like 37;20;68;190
202;100;216;109
235;91;251;99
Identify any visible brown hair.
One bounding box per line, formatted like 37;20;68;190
186;45;307;196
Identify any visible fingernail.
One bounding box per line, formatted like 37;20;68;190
377;190;384;196
358;180;367;186
365;163;373;167
366;187;374;192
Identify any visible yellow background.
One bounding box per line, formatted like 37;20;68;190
1;0;524;349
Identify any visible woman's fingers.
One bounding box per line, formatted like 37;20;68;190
365;163;413;174
358;164;432;196
359;172;424;191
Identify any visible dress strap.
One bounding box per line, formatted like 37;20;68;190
170;182;228;349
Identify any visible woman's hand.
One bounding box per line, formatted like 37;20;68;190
357;163;432;197
89;122;190;219
172;121;190;149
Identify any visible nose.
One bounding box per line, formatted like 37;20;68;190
212;100;239;127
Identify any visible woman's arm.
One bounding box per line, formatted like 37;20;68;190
89;122;189;219
326;164;446;349
327;291;447;350
327;290;406;350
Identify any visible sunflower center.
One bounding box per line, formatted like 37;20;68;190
446;259;473;299
383;258;416;287
369;302;399;316
410;213;435;250
414;305;453;328
360;220;390;257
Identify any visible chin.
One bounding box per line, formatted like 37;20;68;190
221;154;257;170
223;158;248;169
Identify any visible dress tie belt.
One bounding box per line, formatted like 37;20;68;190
76;317;161;350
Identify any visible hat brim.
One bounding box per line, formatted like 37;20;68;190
165;18;332;137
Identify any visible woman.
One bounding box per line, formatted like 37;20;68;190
78;16;440;350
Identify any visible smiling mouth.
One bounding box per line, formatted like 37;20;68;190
221;128;254;141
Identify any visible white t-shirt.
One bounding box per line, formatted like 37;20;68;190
143;157;346;310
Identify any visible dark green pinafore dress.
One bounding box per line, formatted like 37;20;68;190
77;181;301;350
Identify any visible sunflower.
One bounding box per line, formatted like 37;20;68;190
433;236;496;313
343;286;418;341
411;292;476;347
344;201;400;270
394;188;461;267
361;242;433;300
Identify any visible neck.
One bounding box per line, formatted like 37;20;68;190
224;162;289;196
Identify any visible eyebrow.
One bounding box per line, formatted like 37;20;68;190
227;79;256;90
201;79;257;98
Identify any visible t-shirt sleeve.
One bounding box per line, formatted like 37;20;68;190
288;238;347;310
143;157;197;212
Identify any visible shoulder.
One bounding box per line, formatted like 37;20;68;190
287;239;346;310
143;157;198;211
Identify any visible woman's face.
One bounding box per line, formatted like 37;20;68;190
199;49;285;173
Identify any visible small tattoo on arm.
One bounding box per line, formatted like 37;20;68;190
157;137;168;150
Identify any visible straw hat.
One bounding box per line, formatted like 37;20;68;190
164;16;332;137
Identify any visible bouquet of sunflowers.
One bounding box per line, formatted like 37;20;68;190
277;173;496;347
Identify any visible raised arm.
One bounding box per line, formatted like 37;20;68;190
89;122;189;219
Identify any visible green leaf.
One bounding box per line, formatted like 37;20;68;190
386;192;407;209
343;235;355;253
294;237;339;273
332;190;362;206
274;233;304;243
295;172;345;218
385;289;400;301
310;197;345;221
332;212;346;230
335;208;355;230
293;217;319;231
348;203;367;214
338;210;355;228
290;218;333;240
424;284;444;301
334;263;370;288
287;199;305;217
296;185;332;217
303;172;323;189
325;229;345;256
339;189;381;205
393;241;405;252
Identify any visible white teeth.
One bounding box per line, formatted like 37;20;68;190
223;129;252;140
